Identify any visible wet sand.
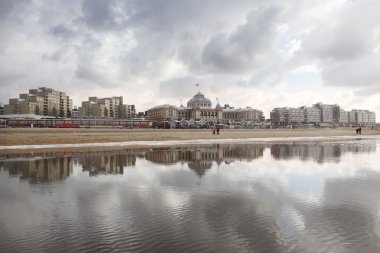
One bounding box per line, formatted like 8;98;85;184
1;127;379;148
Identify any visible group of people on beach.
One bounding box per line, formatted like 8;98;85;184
356;127;362;135
212;126;220;135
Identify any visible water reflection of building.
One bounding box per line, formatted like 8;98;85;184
271;142;376;163
0;157;73;182
222;144;264;162
344;142;377;153
145;147;220;176
145;148;180;165
145;144;265;177
146;145;264;164
78;154;136;176
188;161;213;177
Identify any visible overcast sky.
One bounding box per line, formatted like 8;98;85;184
0;0;379;119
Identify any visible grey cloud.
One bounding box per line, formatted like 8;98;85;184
236;68;282;88
81;0;126;30
125;0;197;32
125;0;259;32
202;6;281;73
0;0;31;39
75;64;108;87
120;0;283;77
231;7;280;54
42;49;67;62
304;23;374;62
0;0;30;20
321;55;380;89
0;0;15;18
158;77;203;99
49;24;75;39
157;75;244;106
300;0;380;92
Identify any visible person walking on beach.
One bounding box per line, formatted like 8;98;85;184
212;126;216;135
359;127;362;135
216;126;220;135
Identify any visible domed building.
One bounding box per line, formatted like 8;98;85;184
146;89;263;125
187;92;212;108
178;91;222;123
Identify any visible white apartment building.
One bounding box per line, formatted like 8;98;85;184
350;110;376;124
368;111;376;124
271;107;314;125
359;110;368;123
287;108;304;124
349;110;356;124
313;103;336;123
303;106;321;124
338;109;349;124
270;104;375;126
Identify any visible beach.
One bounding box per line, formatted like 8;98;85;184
1;127;379;147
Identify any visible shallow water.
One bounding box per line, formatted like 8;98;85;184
1;139;380;253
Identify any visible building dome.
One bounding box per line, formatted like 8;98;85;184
187;92;212;108
188;161;213;177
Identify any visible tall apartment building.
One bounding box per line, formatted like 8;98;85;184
120;104;136;119
350;110;376;124
79;96;135;119
271;105;340;125
348;110;357;124
270;107;288;125
302;106;321;124
368;111;376;124
287;107;304;124
361;110;372;123
0;104;4;115
312;103;339;123
270;104;376;126
270;107;305;125
4;87;72;117
338;109;349;124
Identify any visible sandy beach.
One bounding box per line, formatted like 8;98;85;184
1;128;379;147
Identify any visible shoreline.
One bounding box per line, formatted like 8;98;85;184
1;128;379;152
